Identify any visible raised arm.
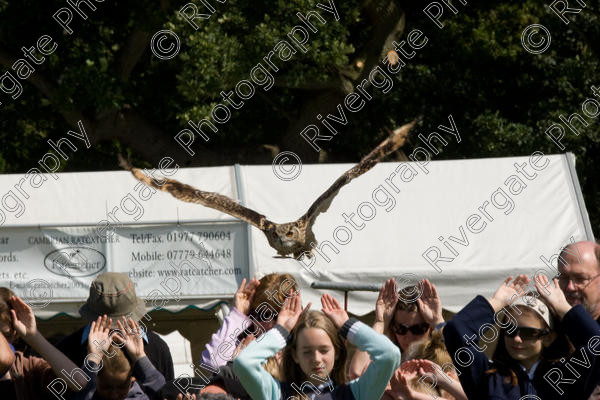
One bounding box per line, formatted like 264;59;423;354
321;294;401;400
117;317;166;397
76;315;113;399
417;279;444;327
416;359;467;400
386;367;453;400
9;296;88;391
233;291;307;400
486;274;530;312
202;278;259;368
349;279;398;379
533;274;572;320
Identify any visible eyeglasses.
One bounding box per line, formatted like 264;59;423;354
503;326;549;341
390;322;429;335
554;273;600;289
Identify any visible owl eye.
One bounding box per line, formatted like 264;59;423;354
286;231;294;238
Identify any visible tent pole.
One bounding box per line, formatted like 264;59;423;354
344;291;348;311
234;163;254;279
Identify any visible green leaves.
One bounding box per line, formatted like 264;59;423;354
0;0;598;231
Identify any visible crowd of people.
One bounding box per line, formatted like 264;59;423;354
1;240;600;400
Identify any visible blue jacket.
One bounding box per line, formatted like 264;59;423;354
443;295;600;400
233;318;401;400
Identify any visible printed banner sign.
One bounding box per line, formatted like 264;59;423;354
0;223;248;303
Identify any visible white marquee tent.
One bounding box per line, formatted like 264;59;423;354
0;153;594;320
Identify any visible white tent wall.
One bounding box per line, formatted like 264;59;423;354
240;153;594;313
2;165;240;227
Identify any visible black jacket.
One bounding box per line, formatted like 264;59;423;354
443;295;600;400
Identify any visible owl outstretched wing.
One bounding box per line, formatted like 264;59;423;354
118;155;272;231
298;119;418;228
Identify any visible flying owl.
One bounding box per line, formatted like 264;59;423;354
119;119;417;259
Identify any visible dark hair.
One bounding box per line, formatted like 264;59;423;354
250;273;297;315
0;287;16;342
98;344;133;380
485;304;573;386
387;285;423;346
395;285;421;313
404;330;453;367
197;394;235;400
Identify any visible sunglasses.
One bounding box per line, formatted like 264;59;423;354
503;327;550;341
391;322;429;335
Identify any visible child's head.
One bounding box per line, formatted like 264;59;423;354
250;273;297;332
407;375;442;397
405;330;453;370
96;345;135;400
404;332;459;397
490;293;574;382
0;288;17;343
197;394;235;400
282;310;346;387
487;294;572;385
501;304;554;365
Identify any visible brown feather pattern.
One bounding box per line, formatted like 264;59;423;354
118;119;417;258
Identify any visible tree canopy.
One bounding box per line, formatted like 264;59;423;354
0;0;598;232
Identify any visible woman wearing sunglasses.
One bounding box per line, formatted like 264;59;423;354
349;278;444;378
443;274;600;399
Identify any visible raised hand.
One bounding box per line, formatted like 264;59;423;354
8;296;38;339
321;294;349;330
489;275;530;311
232;333;255;360
416;279;444;326
375;279;399;329
413;359;452;386
233;278;260;315
117;316;146;362
534;274;572;319
381;388;400;400
401;359;436;375
276;292;307;332
88;315;112;357
416;359;467;400
389;368;435;400
174;393;196;400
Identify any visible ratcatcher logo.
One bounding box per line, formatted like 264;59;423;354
43;247;106;277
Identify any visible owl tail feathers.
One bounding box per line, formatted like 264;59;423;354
293;249;314;260
387;117;421;151
117;154;133;171
117;154;167;191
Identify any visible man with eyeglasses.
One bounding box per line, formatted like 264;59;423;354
556;241;600;322
556;240;600;400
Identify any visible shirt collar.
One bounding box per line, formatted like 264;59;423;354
313;379;335;393
520;360;540;380
81;323;149;345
